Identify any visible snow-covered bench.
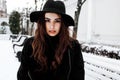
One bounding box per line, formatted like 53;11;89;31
12;35;29;61
83;52;120;80
81;43;120;60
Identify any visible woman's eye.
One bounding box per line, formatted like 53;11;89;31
55;19;61;23
45;18;50;22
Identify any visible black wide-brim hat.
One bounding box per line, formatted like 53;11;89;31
30;0;75;26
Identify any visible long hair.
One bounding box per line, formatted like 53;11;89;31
32;13;73;71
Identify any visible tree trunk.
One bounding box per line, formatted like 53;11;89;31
73;0;86;39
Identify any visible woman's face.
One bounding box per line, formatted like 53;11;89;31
45;12;61;37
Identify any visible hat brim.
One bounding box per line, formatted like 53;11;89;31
30;11;75;26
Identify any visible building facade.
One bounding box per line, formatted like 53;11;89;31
0;0;7;18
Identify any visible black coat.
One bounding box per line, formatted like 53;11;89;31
17;37;85;80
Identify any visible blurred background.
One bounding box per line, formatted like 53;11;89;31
0;0;120;46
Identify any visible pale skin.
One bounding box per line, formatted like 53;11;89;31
45;12;61;37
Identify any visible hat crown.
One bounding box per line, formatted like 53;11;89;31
30;0;74;26
42;0;66;14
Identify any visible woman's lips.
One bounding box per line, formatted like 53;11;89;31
49;30;56;33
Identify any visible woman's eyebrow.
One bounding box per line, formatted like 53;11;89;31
45;17;61;20
45;17;50;19
55;18;61;21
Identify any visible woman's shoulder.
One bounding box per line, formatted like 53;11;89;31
24;36;34;46
26;36;34;42
27;36;34;41
70;38;81;47
69;39;82;52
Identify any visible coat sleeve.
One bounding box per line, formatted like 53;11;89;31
17;38;31;80
70;40;85;80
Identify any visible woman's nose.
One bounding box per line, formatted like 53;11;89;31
50;22;55;29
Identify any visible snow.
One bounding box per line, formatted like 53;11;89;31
0;34;120;80
83;52;120;80
0;39;20;80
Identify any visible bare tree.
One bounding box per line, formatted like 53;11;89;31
73;0;86;39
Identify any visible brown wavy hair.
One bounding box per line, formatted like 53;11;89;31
32;13;73;71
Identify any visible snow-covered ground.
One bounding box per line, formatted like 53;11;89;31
0;39;20;80
0;34;120;80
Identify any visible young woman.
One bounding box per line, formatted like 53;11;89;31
17;0;85;80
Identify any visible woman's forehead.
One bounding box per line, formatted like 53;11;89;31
45;12;61;18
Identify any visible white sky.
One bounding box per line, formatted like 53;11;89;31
6;0;34;13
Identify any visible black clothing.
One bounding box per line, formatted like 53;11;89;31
17;37;85;80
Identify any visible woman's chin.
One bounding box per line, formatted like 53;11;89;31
48;34;57;37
